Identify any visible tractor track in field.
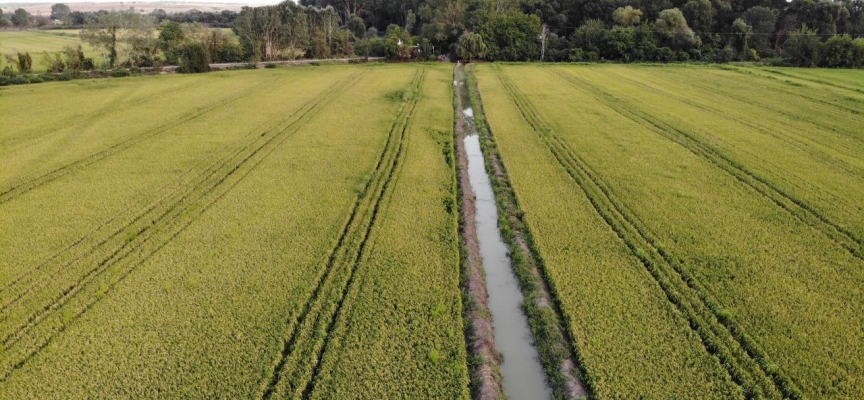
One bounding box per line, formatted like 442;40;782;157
0;74;279;206
496;66;800;399
0;71;361;314
599;67;864;183
703;68;864;137
684;74;864;141
741;66;864;95
720;66;864;117
260;69;424;400
0;79;203;152
0;71;366;382
548;69;864;262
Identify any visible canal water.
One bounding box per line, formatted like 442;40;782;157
456;65;553;400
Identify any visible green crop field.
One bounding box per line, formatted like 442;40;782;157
0;63;468;398
0;30;103;69
470;63;864;399
2;60;863;399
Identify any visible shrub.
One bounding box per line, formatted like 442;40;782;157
177;42;211;74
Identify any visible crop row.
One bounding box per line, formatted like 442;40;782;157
491;65;792;399
1;65;421;398
0;69;367;382
306;64;471;399
587;66;864;246
474;64;742;399
597;66;864;184
0;74;283;206
487;64;864;398
260;68;426;399
0;76;202;153
551;67;864;263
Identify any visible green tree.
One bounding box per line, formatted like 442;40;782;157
730;18;753;58
612;6;642;27
477;11;540;61
682;0;714;46
80;12;149;68
783;25;821;66
572;19;606;58
158;21;186;64
348;14;366;38
820;34;856;67
12;8;31;27
50;3;71;20
177;41;211;73
384;25;413;59
742;6;777;56
456;31;487;61
16;52;32;73
601;26;636;60
655;8;701;52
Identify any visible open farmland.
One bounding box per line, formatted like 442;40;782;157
0;63;468;398
0;30;104;69
2;58;864;399
470;63;864;399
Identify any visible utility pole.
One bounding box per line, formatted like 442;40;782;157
540;23;548;62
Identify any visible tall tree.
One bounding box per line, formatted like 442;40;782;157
742;6;777;55
51;3;71;20
457;31;487;60
12;8;31;27
80;12;152;68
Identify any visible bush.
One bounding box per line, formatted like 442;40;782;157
11;76;28;85
28;75;44;83
783;25;821;67
0;76;10;86
177;42;211;74
655;47;675;62
111;69;131;77
820;35;857;68
265;63;277;68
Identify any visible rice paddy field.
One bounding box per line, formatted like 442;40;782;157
0;63;468;398
470;63;864;399
1;61;863;399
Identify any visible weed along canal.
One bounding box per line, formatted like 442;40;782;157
454;64;553;399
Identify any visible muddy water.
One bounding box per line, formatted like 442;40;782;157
456;67;553;400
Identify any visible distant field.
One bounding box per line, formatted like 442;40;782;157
472;63;864;399
0;30;102;69
0;63;468;398
0;28;239;70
